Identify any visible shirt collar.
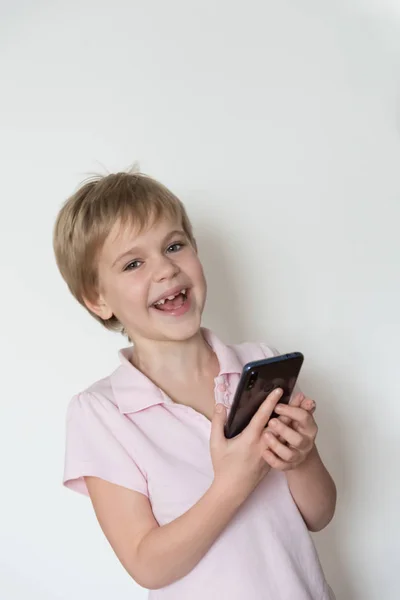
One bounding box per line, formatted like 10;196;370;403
111;328;243;414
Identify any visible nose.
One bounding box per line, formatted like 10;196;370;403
153;254;180;282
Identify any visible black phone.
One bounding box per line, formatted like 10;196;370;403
224;352;304;439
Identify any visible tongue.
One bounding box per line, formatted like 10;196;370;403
156;294;184;311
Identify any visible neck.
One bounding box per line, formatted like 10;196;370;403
131;328;219;384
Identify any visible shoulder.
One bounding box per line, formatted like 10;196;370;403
229;340;280;364
66;370;120;422
63;369;149;497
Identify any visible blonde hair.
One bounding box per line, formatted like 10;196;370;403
53;167;196;335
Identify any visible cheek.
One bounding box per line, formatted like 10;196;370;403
200;264;207;293
192;260;207;303
109;276;146;311
190;256;207;286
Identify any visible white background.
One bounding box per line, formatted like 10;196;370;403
1;1;399;599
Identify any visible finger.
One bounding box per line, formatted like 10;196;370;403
278;393;304;429
278;415;291;426
210;403;227;447
274;404;313;428
263;431;299;462
267;419;305;448
248;388;283;436
272;415;291;444
289;392;305;408
262;448;293;471
300;397;316;414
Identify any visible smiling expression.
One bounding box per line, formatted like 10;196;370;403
89;216;207;344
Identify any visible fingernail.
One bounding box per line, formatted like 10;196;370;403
269;419;278;428
274;404;283;412
274;388;283;397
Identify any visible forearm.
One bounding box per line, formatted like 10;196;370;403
286;445;336;532
135;478;245;589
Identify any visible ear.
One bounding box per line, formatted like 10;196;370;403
83;291;113;321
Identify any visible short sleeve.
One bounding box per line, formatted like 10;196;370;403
259;342;279;359
63;393;148;498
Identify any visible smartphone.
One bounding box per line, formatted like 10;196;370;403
224;352;304;439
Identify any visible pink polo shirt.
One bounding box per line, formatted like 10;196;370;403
64;329;334;600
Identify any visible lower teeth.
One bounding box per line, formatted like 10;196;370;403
154;293;187;309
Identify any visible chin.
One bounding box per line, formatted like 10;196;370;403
152;288;206;343
160;317;202;342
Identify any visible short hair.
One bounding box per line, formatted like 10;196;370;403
53;168;195;335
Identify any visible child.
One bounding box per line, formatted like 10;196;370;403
54;169;336;600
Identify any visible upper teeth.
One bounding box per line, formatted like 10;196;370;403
154;289;186;306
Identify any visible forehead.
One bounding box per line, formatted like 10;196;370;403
101;215;182;259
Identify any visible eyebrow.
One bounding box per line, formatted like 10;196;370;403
111;229;186;268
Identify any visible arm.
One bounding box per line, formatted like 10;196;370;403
85;390;283;589
263;398;337;532
85;475;245;590
285;445;336;531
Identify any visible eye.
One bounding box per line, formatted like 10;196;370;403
166;241;185;253
124;260;142;271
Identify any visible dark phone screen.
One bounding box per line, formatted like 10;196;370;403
224;353;304;439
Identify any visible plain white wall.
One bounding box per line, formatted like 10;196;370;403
1;1;399;598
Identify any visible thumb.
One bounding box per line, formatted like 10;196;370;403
210;403;227;448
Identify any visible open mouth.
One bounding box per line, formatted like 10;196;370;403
151;288;189;312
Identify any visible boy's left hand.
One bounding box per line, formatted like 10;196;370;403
262;393;318;471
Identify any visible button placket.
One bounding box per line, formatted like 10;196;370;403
215;376;230;407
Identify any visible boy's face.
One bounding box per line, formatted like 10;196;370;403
88;215;207;345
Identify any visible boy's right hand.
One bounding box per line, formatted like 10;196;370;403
210;388;284;501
